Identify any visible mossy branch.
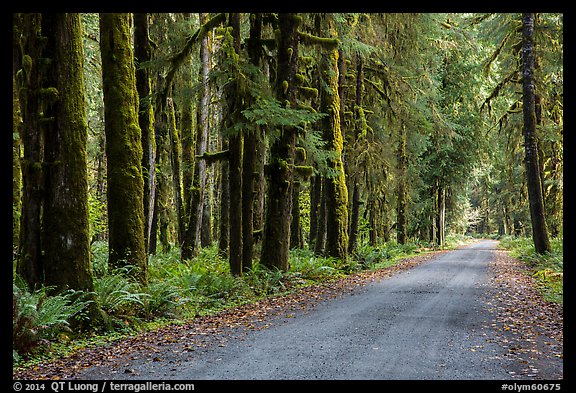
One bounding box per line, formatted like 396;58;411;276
293;165;313;179
161;13;226;103
298;31;339;49
195;149;229;164
298;86;318;100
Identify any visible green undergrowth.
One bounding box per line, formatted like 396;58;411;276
498;236;563;304
13;236;471;370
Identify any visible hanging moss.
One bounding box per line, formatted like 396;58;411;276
295;146;307;161
293;165;313;178
298;86;318;100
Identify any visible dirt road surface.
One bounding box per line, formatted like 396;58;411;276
68;239;561;381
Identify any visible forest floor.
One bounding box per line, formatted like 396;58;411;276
13;240;563;381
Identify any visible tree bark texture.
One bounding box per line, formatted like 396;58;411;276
100;13;148;284
133;13;156;254
521;13;551;254
41;13;94;293
320;15;349;260
14;13;45;288
260;13;299;271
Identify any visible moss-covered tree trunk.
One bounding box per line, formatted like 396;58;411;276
100;13;147;285
40;13;93;296
348;55;364;254
13;76;22;258
242;13;264;272
182;12;212;260
521;13;551;254
133;13;156;254
260;13;300;271
227;12;243;276
320;15;348;260
14;13;45;288
167;96;185;247
396;123;408;245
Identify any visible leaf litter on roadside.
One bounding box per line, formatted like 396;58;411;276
483;250;563;380
13;251;447;380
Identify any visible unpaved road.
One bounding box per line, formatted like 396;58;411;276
74;240;560;380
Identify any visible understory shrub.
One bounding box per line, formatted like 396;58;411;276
12;276;92;360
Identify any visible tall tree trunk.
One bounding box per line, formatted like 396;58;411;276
348;55;364;254
167;96;185;247
134;13;156;254
242;13;263;272
260;13;299;271
397;123;407;245
100;13;147;285
227;12;243;276
218;139;230;257
309;174;321;247
320;15;349;260
13;76;22;258
182;12;212;260
521;13;550;254
14;13;45;288
314;179;327;255
41;13;94;295
437;184;446;247
348;183;360;253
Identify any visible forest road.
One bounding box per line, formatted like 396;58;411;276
77;240;518;380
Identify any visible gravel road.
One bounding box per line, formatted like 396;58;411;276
76;240;523;380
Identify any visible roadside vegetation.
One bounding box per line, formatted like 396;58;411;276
498;236;563;305
13;235;469;369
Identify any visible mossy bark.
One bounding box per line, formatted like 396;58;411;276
13;76;22;257
242;13;264;271
182;13;212;260
396;123;407;245
167;97;185;246
227;13;243;276
319;15;349;260
14;13;45;288
41;13;92;291
100;13;147;285
133;13;156;254
521;13;550;254
260;13;300;271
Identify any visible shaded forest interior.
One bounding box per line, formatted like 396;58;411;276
12;13;562;359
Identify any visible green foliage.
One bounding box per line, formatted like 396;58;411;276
93;265;148;329
88;194;107;243
499;236;563;304
241;97;326;132
13;276;92;357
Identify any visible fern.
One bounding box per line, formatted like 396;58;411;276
13;277;92;356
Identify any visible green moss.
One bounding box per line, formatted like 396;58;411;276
39;87;59;103
22;54;32;80
100;13;147;285
298;86;318;100
298;31;339;49
294;165;313;178
282;80;289;95
295;146;307;161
